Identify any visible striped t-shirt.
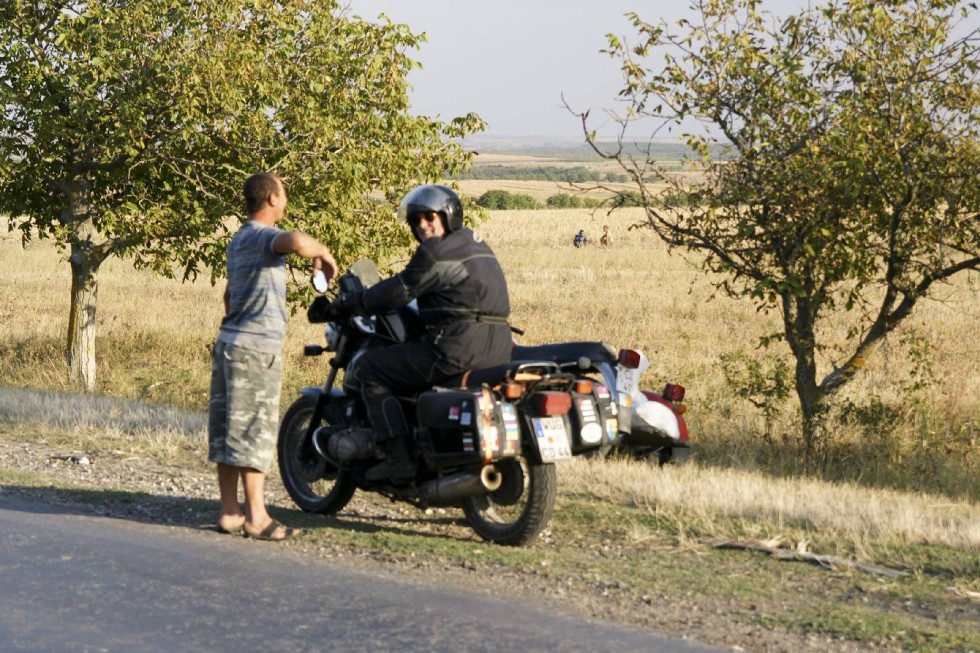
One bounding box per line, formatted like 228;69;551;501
217;220;286;354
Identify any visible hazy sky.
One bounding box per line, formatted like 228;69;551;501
344;0;816;140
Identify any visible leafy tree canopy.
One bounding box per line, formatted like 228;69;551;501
0;0;483;389
475;190;540;210
589;0;979;456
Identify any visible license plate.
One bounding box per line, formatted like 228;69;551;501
616;365;641;399
532;417;572;462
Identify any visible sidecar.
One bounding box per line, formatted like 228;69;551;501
512;342;690;466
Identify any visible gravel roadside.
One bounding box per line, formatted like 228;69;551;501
0;420;889;653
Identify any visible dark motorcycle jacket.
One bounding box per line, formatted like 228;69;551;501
353;227;512;369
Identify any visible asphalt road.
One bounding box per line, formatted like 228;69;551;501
0;496;729;653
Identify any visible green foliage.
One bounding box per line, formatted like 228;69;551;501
720;352;793;445
546;193;580;208
594;0;980;456
0;0;484;278
0;0;484;387
475;190;540;210
545;193;602;209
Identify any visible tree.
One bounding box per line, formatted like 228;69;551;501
475;190;541;210
0;0;482;392
546;193;582;208
585;0;979;459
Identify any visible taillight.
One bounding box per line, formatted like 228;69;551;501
618;349;642;369
532;391;572;416
663;383;686;402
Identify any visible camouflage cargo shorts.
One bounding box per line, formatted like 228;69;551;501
207;341;282;473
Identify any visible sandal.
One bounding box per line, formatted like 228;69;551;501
245;519;301;541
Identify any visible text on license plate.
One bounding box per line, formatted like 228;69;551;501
532;417;572;462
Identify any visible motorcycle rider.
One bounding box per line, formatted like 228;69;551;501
329;185;512;481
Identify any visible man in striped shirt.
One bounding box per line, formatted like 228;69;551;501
208;172;337;541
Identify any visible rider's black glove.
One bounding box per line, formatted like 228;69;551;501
307;292;366;323
306;295;334;323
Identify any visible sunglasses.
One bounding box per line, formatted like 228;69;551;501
408;213;438;229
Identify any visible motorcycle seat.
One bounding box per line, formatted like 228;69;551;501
511;341;616;366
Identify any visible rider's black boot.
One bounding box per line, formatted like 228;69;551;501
365;436;416;481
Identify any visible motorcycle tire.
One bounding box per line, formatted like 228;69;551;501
277;395;356;515
462;455;557;546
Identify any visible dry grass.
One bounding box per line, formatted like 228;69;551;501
560;457;980;551
477;208;980;497
1;209;978;548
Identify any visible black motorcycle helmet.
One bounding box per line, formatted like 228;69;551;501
398;184;464;241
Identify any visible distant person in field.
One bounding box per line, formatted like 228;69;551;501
573;229;588;247
600;224;611;246
207;172;338;541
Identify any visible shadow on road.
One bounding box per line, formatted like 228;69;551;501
0;483;473;543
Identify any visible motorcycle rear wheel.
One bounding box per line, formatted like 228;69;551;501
462;455;556;546
277;395;356;515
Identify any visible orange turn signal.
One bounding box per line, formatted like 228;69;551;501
504;382;524;399
574;379;593;395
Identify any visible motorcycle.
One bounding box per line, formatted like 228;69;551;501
510;342;690;466
277;260;613;546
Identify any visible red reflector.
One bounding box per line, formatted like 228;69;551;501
663;383;686;402
532;391;572;416
618;349;642;369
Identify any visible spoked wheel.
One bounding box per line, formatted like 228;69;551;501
277;395;356;514
462;455;557;546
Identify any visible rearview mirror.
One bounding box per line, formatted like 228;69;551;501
311;270;329;293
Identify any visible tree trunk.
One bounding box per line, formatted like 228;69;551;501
66;249;99;392
63;179;103;393
795;359;827;467
783;292;826;467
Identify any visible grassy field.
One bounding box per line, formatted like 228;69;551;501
1;208;978;499
1;208;978;651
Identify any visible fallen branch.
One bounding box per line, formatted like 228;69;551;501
709;539;909;579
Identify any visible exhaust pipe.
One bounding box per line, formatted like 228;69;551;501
420;465;502;506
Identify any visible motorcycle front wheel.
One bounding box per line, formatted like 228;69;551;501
462;455;557;546
277;395;356;515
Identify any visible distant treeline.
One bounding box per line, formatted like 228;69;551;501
475;190;692;211
453;165;631;183
457;140;733;162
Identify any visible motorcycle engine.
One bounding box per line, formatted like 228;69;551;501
327;427;379;462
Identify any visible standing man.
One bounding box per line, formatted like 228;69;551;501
208;172;338;540
328;185;511;481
